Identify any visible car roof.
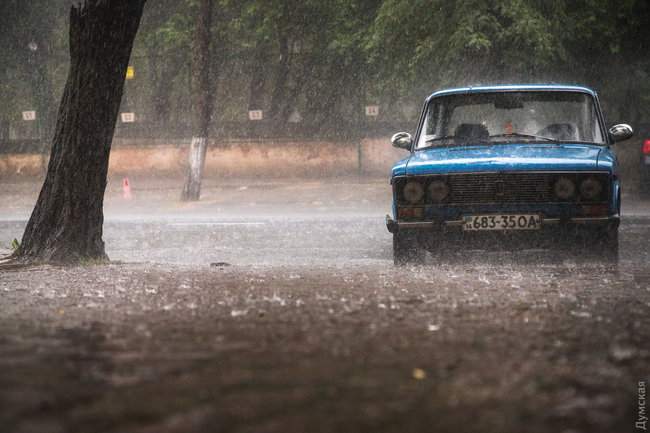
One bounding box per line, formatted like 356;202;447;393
426;85;597;102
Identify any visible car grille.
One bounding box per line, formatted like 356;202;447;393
449;173;554;204
395;172;610;205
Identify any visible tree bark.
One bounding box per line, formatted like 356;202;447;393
14;0;146;264
181;0;213;201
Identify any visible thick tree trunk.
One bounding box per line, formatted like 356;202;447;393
14;0;146;264
181;0;213;201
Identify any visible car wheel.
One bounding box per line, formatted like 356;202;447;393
393;232;424;266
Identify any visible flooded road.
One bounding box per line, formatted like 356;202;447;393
1;179;649;433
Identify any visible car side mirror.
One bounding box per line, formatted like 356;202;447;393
609;124;633;143
391;132;412;150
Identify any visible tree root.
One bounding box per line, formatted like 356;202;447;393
0;252;110;271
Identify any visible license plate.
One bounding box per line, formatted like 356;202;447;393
645;156;650;164
463;214;542;231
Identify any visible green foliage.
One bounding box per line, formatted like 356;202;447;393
2;0;650;135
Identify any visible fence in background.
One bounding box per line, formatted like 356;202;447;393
0;135;643;192
0;137;405;179
0;119;410;152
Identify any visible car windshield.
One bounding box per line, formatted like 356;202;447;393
416;91;606;149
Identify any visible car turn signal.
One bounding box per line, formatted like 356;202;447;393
398;207;424;219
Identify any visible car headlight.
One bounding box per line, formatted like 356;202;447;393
428;180;449;202
403;181;425;204
554;177;575;200
579;177;603;200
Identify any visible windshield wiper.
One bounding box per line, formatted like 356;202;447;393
419;132;558;150
488;133;559;142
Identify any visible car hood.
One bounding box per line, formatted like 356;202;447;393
402;143;609;176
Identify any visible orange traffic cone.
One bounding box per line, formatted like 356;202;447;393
122;177;133;200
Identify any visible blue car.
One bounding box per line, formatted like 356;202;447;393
386;85;634;264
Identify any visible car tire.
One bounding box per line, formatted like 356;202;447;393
393;232;424;266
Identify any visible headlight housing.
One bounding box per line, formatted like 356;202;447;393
428;180;449;202
579;177;603;200
403;181;425;204
554;177;575;200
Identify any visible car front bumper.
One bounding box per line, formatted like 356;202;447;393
386;214;620;234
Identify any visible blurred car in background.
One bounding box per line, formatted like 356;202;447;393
640;124;650;196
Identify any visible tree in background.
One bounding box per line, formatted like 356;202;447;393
235;0;382;134
365;0;650;123
10;0;147;264
181;0;214;201
0;0;66;145
139;0;191;131
366;0;565;107
560;0;650;123
2;0;650;146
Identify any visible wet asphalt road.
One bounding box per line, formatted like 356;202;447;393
1;179;650;433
